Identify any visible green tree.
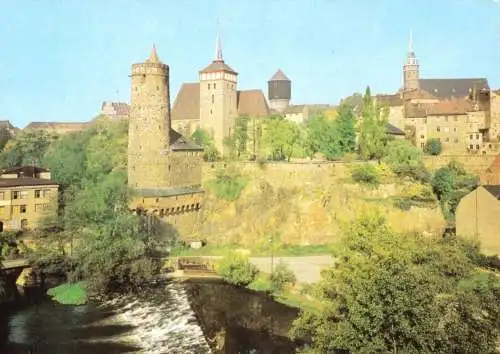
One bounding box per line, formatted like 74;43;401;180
304;114;329;159
0;130;57;168
382;139;430;182
335;103;357;154
358;86;389;160
425;138;442;155
217;253;259;286
31;120;171;295
432;161;478;220
224;115;249;159
304;112;346;161
262;117;301;161
190;128;220;162
290;214;500;353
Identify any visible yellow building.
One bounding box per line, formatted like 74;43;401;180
0;166;59;232
456;185;500;255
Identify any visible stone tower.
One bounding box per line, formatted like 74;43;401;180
403;30;420;91
199;29;238;155
128;45;204;239
268;69;291;113
128;45;172;189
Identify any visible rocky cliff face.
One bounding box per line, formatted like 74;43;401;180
201;162;446;247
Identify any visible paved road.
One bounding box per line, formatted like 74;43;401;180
200;255;334;283
249;256;334;283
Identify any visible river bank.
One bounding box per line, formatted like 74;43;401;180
0;277;302;353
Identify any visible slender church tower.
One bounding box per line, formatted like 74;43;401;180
403;31;420;91
199;28;238;155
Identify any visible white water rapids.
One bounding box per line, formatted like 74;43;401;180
101;281;212;353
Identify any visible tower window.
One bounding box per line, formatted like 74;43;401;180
157;86;159;91
214;83;216;89
212;94;214;104
208;84;211;89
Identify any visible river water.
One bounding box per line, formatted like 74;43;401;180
0;279;300;353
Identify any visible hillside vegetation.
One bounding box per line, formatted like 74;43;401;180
201;161;446;247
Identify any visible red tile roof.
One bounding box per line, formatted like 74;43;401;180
199;60;237;74
171;83;200;121
237;90;270;117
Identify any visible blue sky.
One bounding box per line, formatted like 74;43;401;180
0;0;499;128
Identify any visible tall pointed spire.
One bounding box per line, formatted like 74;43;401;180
408;30;414;53
215;20;223;62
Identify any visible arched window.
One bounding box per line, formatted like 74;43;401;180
212;94;214;104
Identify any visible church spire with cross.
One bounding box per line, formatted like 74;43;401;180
403;29;419;91
215;24;223;62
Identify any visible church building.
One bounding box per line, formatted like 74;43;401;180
375;32;496;154
172;32;270;155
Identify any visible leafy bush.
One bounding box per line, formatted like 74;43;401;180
382;140;430;182
207;169;248;201
217;253;259;286
270;262;296;293
351;163;380;186
425;138;442;155
401;183;436;202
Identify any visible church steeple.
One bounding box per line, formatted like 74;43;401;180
215;26;223;62
403;30;420;91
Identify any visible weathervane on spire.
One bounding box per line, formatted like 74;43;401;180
215;18;223;61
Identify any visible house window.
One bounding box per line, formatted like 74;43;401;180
476;144;480;150
445;138;450;142
0;192;4;200
436;127;440;132
476;134;479;139
420;142;425;149
43;189;51;198
454;116;458;121
35;190;41;198
453;127;457;132
469;144;474;150
445;117;448;122
20;205;27;213
470;134;473;139
211;94;214;104
12;191;19;199
208;84;210;89
214;83;216;89
454;138;459;143
420;135;424;139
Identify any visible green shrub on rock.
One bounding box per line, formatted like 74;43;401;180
270;262;297;293
217;253;259;286
351;163;380;187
